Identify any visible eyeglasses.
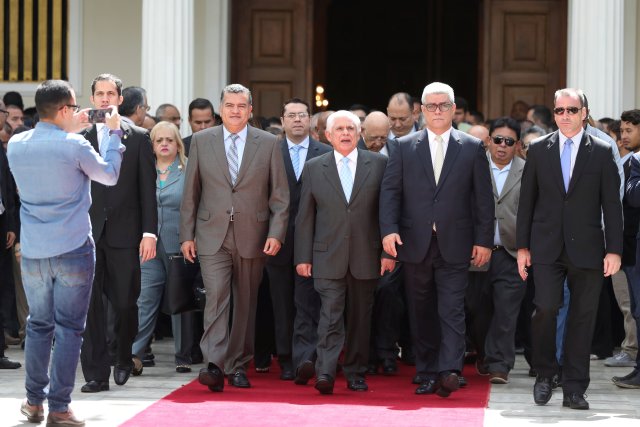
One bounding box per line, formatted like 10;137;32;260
284;112;309;120
139;104;151;111
553;106;581;115
424;102;453;112
492;136;517;146
60;104;80;112
0;109;8;116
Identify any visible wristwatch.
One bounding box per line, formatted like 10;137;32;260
109;129;124;138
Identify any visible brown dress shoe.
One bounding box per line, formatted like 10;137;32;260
21;399;44;422
46;407;85;426
489;372;509;384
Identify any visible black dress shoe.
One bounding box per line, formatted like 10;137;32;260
563;392;589;409
415;379;439;395
613;369;639;383
228;370;251;388
114;364;132;386
381;358;397;376
80;380;109;393
533;377;553;405
280;360;295;381
459;375;468;387
412;373;427;384
315;374;334;395
0;356;21;369
198;364;224;392
366;363;379;375
294;360;315;385
436;373;460;398
347;378;368;391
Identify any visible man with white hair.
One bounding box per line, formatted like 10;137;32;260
295;110;390;394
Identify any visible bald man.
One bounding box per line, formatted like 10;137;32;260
468;125;491;149
363;112;392;155
387;93;417;139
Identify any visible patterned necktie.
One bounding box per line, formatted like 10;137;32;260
291;145;302;180
339;157;353;202
561;139;573;191
228;133;239;185
433;135;444;184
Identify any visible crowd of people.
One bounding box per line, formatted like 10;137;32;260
1;74;640;426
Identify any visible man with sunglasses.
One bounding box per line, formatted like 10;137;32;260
380;82;494;397
466;117;526;386
516;88;622;410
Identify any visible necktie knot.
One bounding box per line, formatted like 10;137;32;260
230;133;239;143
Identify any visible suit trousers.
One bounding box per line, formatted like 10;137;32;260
532;249;603;394
614;268;637;357
265;262;296;362
403;235;468;379
198;222;265;374
291;273;320;369
369;263;404;362
314;272;377;380
81;235;141;381
467;248;526;373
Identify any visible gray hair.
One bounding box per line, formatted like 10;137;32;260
220;83;252;105
553;88;584;108
326;110;361;134
421;82;455;104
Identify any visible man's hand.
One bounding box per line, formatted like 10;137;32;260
181;240;197;263
471;245;491;267
263;238;282;256
380;258;396;276
604;253;622;277
6;231;15;249
105;105;121;131
517;248;531;281
296;263;312;277
67;108;93;133
14;242;21;262
139;236;156;264
382;233;402;258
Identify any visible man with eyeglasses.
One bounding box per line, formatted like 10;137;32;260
266;98;331;383
8;79;124;426
80;73;158;393
466;117;526;386
380;82;494;397
516;88;622;410
118;87;150;128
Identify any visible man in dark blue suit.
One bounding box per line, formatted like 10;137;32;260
379;82;494;397
265;98;332;382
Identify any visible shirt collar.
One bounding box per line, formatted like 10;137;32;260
490;157;512;172
559;128;584;146
426;127;453;143
223;125;248;142
287;136;309;150
334;147;358;165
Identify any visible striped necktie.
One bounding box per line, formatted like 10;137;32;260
228;133;239;185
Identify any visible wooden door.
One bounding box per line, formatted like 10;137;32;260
479;0;567;118
230;0;313;118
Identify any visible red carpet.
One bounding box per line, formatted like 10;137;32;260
121;364;489;427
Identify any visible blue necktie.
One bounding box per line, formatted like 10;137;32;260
339;157;353;202
561;139;573;191
99;125;110;158
291;145;302;180
228;134;239;185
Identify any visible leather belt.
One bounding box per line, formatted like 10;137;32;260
492;245;504;251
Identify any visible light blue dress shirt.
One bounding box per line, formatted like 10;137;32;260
7;121;124;258
491;158;512;246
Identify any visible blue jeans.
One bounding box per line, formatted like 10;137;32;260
22;239;95;413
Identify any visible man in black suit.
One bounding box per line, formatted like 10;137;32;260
516;88;622;409
265;98;331;382
379;82;494;397
80;73;158;392
182;98;216;156
295;110;390;394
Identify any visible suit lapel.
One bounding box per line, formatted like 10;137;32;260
158;166;182;190
322;154;349;205
86;125;99;153
280;139;297;182
415;130;436;188
497;157;524;201
211;127;233;186
567;133;592;195
436;130;462;194
307;138;324;161
350;149;371;204
236;127;259;184
545;132;566;195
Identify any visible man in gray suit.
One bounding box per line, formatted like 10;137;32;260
295;110;392;394
466;117;526;385
180;84;289;392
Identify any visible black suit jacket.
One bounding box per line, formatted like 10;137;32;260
269;137;332;266
517;131;623;269
183;135;192;156
0;148;17;237
622;156;640;266
379;128;494;264
81;123;157;248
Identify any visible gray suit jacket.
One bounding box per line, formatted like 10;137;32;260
179;125;289;258
490;153;525;258
157;161;186;253
294;149;388;280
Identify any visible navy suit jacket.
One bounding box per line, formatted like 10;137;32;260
379;128;494;264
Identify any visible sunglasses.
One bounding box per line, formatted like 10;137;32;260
492;136;516;146
553;106;582;115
